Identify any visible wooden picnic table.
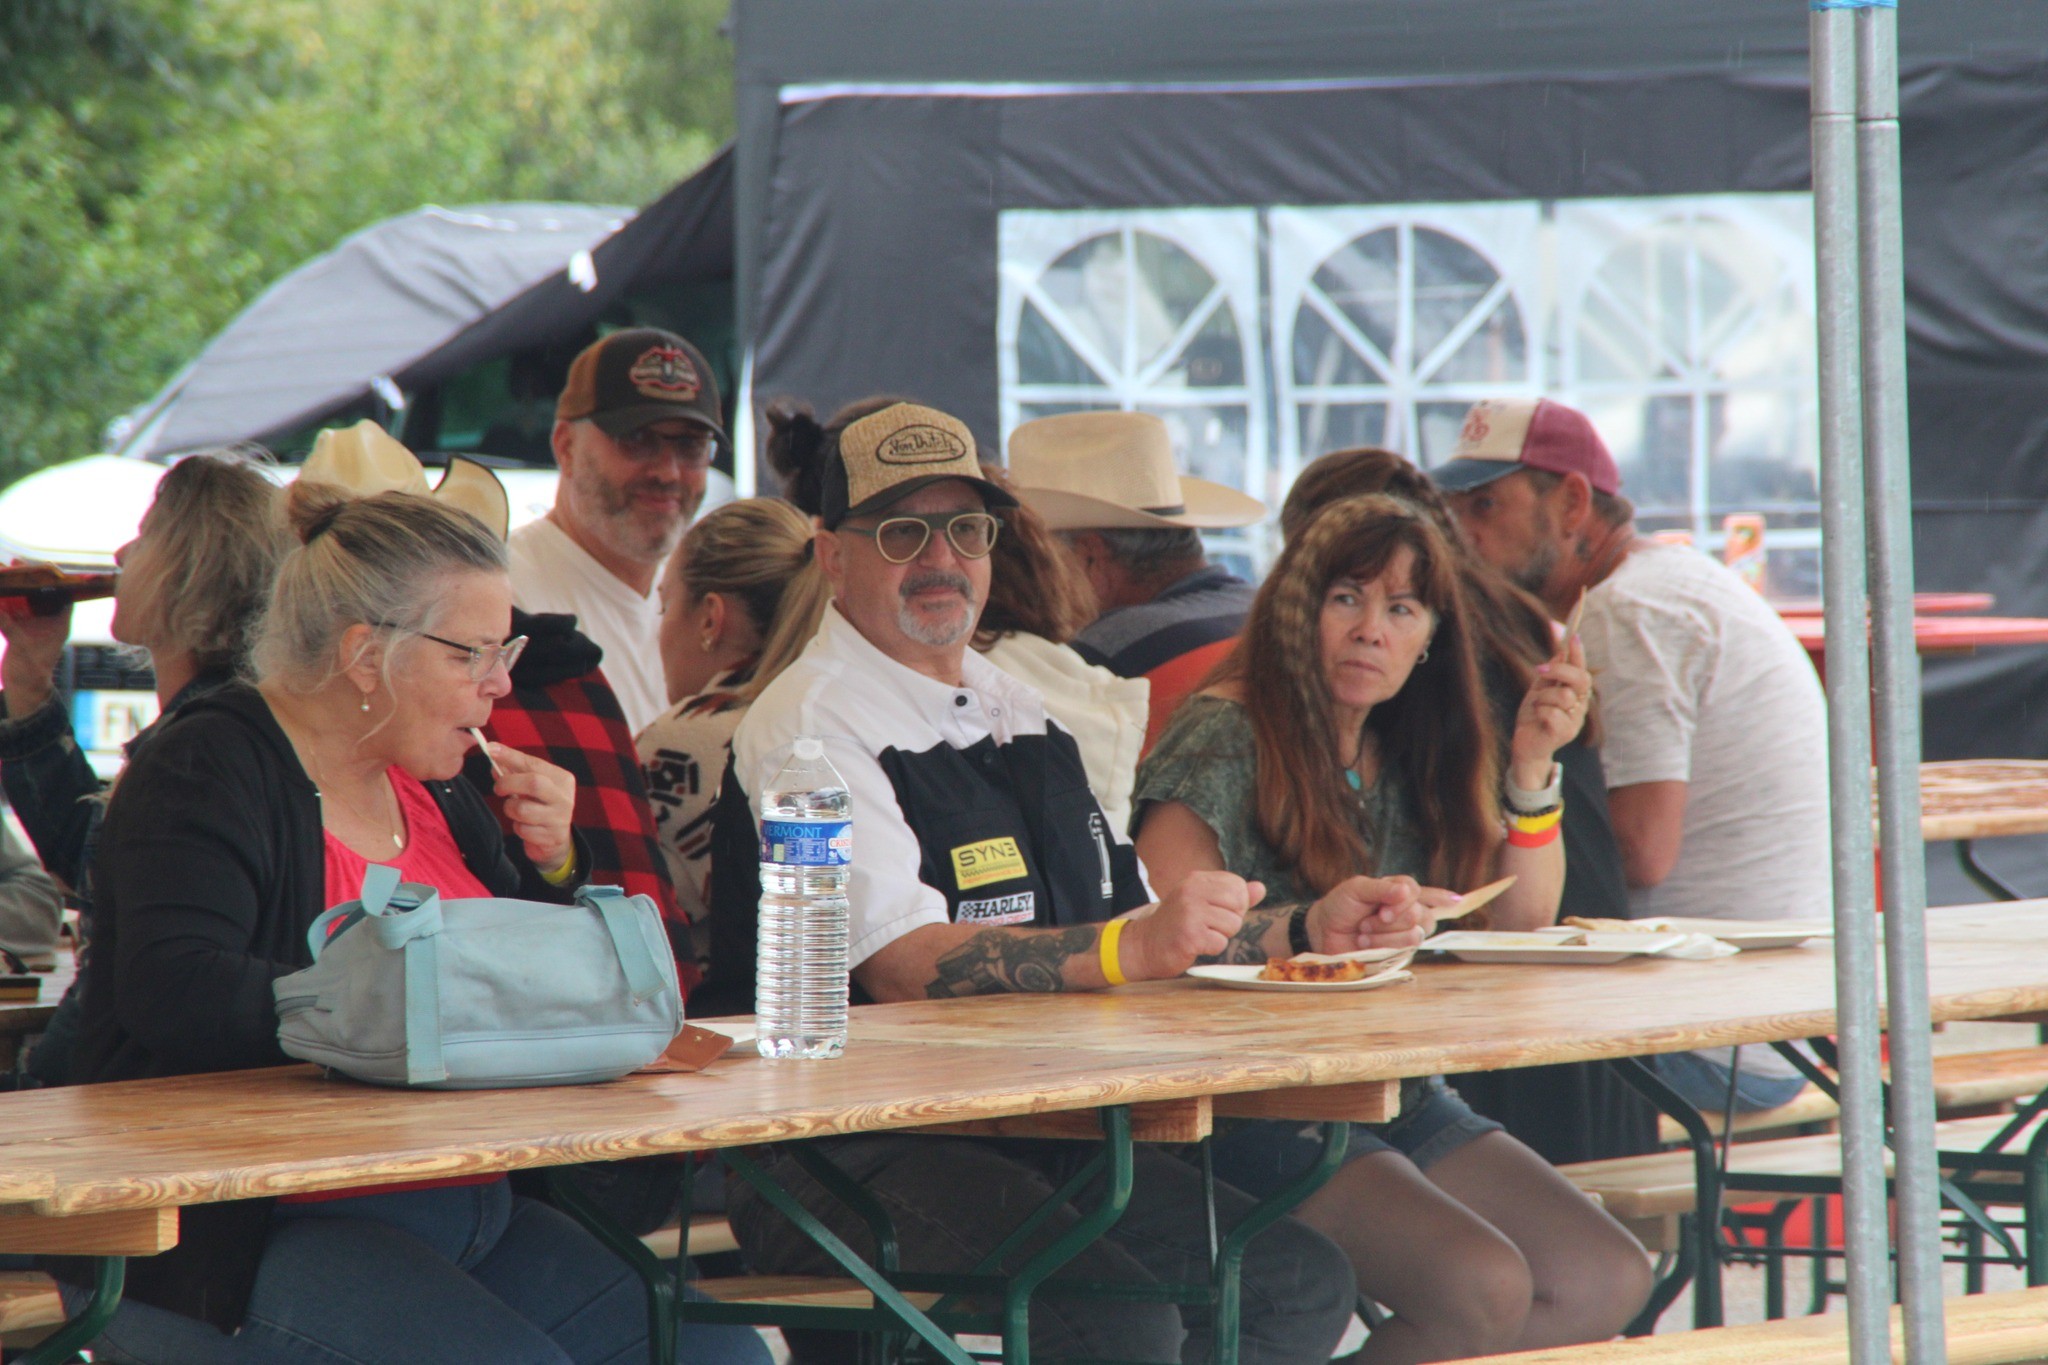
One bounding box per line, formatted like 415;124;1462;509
1788;615;2048;678
1770;592;1995;618
1919;760;2048;901
3;905;2048;1219
7;904;2048;1355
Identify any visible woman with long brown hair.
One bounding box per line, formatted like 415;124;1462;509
1133;493;1649;1363
1281;448;1650;1168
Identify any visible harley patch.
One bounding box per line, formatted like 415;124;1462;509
628;345;700;401
956;892;1035;925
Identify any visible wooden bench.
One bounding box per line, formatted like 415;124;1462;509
1655;1086;1841;1146
1651;1046;2048;1146
695;1275;941;1312
0;1270;65;1341
637;1213;740;1261
1568;1113;2042;1255
1455;1283;2048;1364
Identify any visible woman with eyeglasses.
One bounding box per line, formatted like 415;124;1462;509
62;485;708;1365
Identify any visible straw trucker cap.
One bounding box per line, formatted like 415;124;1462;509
820;402;1018;528
1430;399;1621;497
302;420;511;540
555;328;728;444
1005;411;1267;530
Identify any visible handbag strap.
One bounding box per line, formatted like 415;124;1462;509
304;863;412;960
402;931;447;1085
579;885;667;1005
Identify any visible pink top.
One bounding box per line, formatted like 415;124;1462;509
322;767;495;907
296;767;502;1204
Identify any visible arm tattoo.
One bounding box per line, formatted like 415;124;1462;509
1202;906;1295;965
926;925;1100;998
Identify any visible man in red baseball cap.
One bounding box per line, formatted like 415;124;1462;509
1436;397;1832;1118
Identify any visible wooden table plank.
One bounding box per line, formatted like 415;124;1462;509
1921;760;2048;842
6;904;2048;1224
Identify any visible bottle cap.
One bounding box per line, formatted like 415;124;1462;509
793;737;824;761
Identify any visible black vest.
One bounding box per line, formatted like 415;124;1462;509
698;723;1147;1015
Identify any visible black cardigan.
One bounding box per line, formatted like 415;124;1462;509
65;682;585;1328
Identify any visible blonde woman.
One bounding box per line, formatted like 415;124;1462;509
638;498;831;956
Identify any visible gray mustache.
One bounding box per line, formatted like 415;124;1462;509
900;570;972;601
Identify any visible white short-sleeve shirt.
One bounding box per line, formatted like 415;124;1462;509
506;517;667;732
1582;543;1832;924
732;605;1147;968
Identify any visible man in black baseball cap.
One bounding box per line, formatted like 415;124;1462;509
507;328;726;731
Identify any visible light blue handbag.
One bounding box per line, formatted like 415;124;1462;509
275;864;683;1089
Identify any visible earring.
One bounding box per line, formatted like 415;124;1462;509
700;633;716;652
360;692;372;713
1418;646;1431;665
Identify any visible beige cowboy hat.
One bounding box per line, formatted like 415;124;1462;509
301;420;511;541
1005;411;1266;531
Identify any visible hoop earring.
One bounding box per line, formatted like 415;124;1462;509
1418;646;1431;665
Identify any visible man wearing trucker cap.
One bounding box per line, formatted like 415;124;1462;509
703;400;1378;1362
1437;397;1830;1112
510;328;726;730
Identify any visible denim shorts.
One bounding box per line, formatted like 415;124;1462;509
1207;1077;1504;1198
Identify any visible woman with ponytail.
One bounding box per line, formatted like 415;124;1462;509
639;497;831;960
1132;494;1649;1363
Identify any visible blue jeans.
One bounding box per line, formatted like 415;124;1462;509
1653;1050;1810;1114
70;1180;770;1365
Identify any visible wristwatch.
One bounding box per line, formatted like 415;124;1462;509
1287;903;1314;955
1504;762;1564;816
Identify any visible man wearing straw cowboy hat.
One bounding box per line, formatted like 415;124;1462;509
1006;411;1266;749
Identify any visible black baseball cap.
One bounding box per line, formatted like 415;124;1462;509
555;328;727;444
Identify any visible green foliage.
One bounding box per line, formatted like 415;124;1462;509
0;0;733;484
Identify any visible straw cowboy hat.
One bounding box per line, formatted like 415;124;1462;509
300;420;511;540
1005;411;1266;531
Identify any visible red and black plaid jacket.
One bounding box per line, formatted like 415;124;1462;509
460;609;699;992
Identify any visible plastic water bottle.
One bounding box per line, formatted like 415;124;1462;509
755;737;851;1059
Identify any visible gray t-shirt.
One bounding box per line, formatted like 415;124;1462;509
1584;545;1831;1082
1583;544;1832;923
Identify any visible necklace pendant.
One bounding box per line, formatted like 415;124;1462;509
392;832;404;850
1344;769;1363;792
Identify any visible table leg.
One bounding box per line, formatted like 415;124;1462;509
996;1105;1137;1365
1606;1056;1724;1328
543;1167;677;1365
18;1255;124;1365
721;1145;978;1365
1956;840;2026;902
1208;1121;1349;1365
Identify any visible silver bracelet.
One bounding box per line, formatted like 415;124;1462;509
1504;762;1564;815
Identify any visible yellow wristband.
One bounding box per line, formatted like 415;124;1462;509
1507;807;1563;835
538;848;577;886
1098;917;1129;987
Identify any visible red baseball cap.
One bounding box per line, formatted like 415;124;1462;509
1430;399;1621;496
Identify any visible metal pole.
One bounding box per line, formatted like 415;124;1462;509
1857;4;1947;1359
1809;9;1891;1361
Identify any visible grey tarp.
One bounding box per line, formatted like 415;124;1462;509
730;0;2048;777
115;203;633;458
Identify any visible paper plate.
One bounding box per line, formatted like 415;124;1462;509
1184;965;1416;993
1423;930;1691;965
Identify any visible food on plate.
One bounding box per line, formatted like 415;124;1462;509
1258;957;1372;984
1560;917;1661;933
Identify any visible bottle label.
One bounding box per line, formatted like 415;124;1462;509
760;819;852;867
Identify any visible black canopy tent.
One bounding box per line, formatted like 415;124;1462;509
728;0;2048;773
